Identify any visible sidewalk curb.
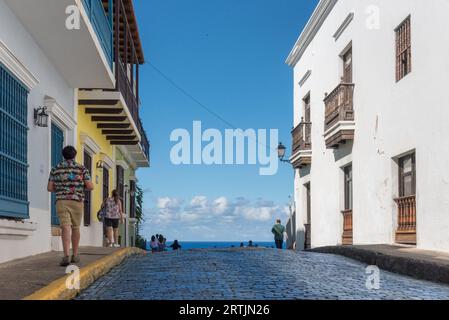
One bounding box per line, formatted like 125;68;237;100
311;246;449;285
23;247;146;300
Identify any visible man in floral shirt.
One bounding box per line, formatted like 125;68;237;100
48;146;94;266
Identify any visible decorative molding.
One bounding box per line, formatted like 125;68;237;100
45;96;77;130
0;40;39;91
100;152;114;170
0;219;37;237
116;159;129;171
333;12;354;41
79;132;101;155
117;145;137;170
299;70;312;87
286;0;338;67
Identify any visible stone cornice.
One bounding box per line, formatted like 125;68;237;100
286;0;338;67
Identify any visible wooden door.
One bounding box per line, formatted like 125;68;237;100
103;167;109;201
84;151;92;226
304;183;311;250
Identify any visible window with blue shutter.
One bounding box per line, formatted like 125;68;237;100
0;64;29;219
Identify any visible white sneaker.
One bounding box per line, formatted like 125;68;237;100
113;244;121;248
107;243;113;248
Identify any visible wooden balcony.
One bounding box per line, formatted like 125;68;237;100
323;83;355;149
342;209;353;245
290;119;312;169
394;195;417;245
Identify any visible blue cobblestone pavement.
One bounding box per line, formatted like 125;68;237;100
77;248;449;300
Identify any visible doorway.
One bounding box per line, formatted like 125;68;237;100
51;123;64;226
83;151;92;226
304;183;311;250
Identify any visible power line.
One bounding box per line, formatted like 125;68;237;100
148;61;280;154
148;62;237;129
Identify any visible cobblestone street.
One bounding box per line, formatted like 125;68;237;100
78;249;449;300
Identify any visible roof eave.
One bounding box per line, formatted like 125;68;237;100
285;0;338;68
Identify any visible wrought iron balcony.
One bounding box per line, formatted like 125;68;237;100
323;82;355;149
290;119;312;169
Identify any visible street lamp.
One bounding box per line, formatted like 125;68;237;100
277;142;290;163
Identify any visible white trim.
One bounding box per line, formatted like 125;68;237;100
286;0;338;67
299;70;312;87
79;132;101;155
117;145;137;170
100;153;115;170
0;40;39;90
323;121;356;139
116;160;129;170
0;219;37;237
333;12;354;41
45;96;77;130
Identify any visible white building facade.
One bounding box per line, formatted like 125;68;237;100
287;0;449;252
0;0;117;263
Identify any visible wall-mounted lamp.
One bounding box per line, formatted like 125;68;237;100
96;160;105;169
34;107;49;127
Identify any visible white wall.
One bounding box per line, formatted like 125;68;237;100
0;0;75;263
291;0;449;252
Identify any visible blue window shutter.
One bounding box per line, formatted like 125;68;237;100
51;124;64;225
0;63;29;219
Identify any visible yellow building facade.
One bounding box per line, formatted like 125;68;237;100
76;102;115;229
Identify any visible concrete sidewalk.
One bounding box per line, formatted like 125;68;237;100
312;245;449;285
0;247;119;300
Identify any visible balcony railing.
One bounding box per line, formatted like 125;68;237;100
137;118;150;161
394;195;417;244
82;0;113;68
324;83;355;132
342;209;353;245
292;119;312;155
117;59;138;124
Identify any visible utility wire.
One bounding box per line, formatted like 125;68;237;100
148;61;280;154
149;62;237;129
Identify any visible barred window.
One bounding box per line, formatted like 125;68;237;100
0;64;29;219
395;16;412;82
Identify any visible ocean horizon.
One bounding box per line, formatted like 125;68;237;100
146;241;280;251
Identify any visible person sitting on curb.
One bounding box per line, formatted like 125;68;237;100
48;146;94;267
170;240;182;251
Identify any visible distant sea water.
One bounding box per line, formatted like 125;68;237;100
146;241;278;251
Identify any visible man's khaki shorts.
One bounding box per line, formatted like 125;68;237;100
56;200;84;229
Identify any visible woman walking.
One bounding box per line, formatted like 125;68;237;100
103;190;124;248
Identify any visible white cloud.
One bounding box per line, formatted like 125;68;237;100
150;195;287;223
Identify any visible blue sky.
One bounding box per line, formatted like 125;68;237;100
134;0;318;241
